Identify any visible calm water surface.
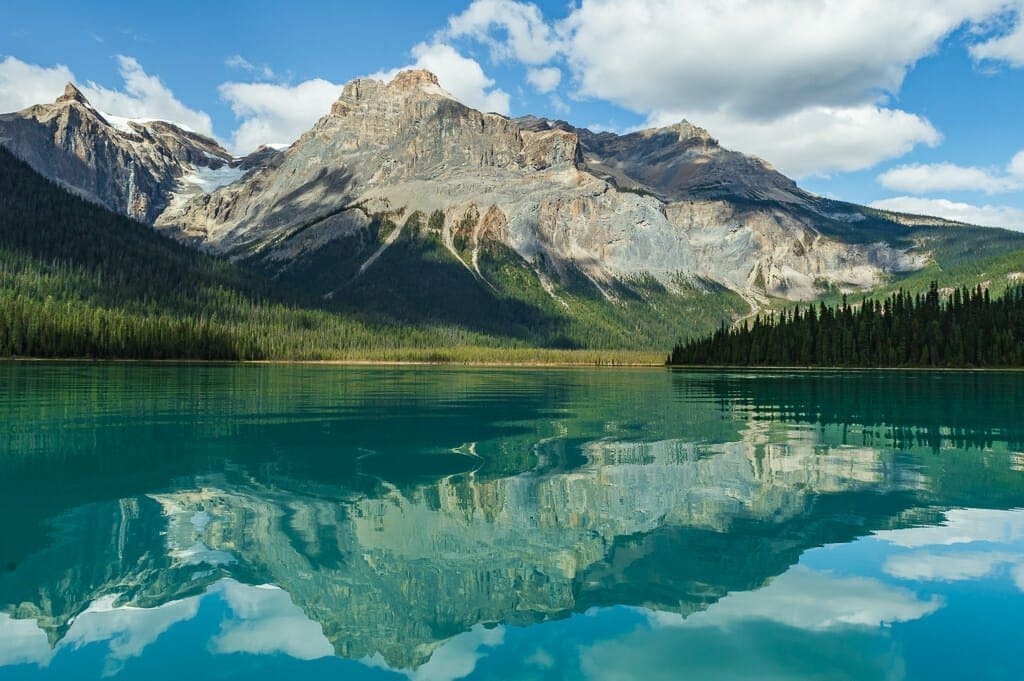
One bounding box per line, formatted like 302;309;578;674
1;363;1023;680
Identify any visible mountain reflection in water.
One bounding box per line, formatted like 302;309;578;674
1;365;1022;680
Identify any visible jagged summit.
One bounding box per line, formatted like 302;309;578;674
1;73;957;311
0;84;248;223
55;82;89;106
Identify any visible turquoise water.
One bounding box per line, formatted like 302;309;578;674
1;363;1023;680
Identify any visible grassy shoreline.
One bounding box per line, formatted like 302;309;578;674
2;347;666;367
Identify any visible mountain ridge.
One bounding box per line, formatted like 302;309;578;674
3;70;1024;352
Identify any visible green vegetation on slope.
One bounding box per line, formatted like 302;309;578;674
0;147;727;361
670;282;1024;368
248;207;748;351
0;147;541;360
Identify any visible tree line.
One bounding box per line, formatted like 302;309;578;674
669;281;1024;368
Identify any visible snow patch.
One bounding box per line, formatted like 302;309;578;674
96;110;142;135
181;165;246;193
95;109;196;135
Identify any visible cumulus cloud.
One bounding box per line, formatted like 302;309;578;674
0;614;52;667
0;55;213;137
870;196;1024;230
589;564;942;680
1010;150;1024;176
82;56;214;136
225;54;275;80
0;56;76;113
873;508;1024;547
446;0;560;64
645;104;942;178
219;78;342;153
211;581;334;660
560;1;1009;117
879;152;1024;194
650;565;941;631
884;551;1023;582
61;593;201;676
525;66;561;93
445;0;1024;176
970;7;1024;66
362;623;505;681
366;42;511;115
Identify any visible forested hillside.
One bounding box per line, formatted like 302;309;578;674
0;147;524;360
669;282;1024;368
0;146;747;360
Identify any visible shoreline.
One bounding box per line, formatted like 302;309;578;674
5;357;1024;371
0;357;666;369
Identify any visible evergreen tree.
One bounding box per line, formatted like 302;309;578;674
669;282;1024;368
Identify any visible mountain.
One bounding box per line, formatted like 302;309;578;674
159;70;930;302
0;144;534;360
0;83;277;223
3;71;1024;353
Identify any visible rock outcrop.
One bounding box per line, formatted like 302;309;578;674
154;70;925;301
1;72;954;305
0;84;276;223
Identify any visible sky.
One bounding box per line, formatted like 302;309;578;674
2;0;1024;230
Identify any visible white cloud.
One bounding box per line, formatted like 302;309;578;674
549;94;570;115
0;579;340;674
0;613;53;667
0;55;214;138
219;78;343;153
873;508;1024;547
884;551;1023;582
211;581;334;660
970;8;1024;66
870;196;1024;230
879;152;1024;194
525;66;561;93
561;0;1009;119
445;1;1022;176
361;623;505;681
83;56;214;136
650;565;941;631
1010;149;1024;176
645;105;941;178
225;54;275;80
61;593;201;677
446;0;560;64
0;54;214;141
366;42;511;115
0;56;76;113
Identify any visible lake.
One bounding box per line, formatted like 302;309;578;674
1;363;1023;680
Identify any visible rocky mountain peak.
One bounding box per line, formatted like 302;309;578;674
332;70;452;118
668;119;716;144
388;69;441;90
55;82;89;106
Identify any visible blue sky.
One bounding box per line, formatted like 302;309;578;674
2;0;1024;229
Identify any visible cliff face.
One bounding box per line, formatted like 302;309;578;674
148;70;924;302
0;72;959;311
0;84;275;224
